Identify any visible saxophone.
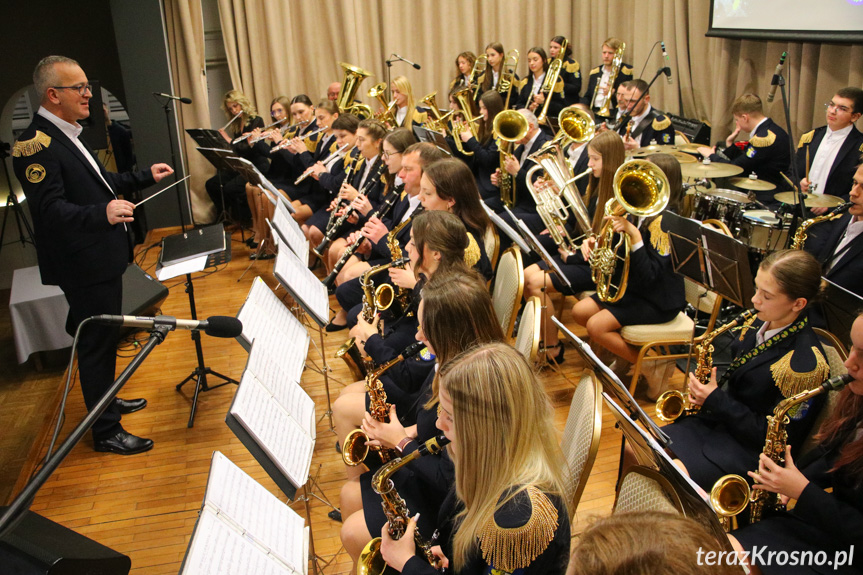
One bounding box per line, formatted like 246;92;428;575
385;210;420;317
748;373;853;521
358;434;452;575
655;309;757;422
790;201;852;250
342;341;425;466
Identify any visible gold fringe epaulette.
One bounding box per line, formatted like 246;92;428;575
329;140;339;153
589;66;601;76
770;347;830;399
465;232;481;267
552;76;565;94
859;142;863;154
652;115;672;132
304;134;318;154
513;77;528;91
12;131;51;157
739;314;758;341
648;216;670;255
797;130;815;149
563;60;580;75
479;486;558;573
622;65;633;75
750;130;776;148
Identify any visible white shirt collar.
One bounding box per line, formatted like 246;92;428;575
631;103;653;127
826;124;853;140
38;106;83;140
756;320;790;345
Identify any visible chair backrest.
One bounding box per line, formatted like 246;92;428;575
675;130;690;145
561;371;603;515
613;465;682;515
514;296;541;363
482;223;501;273
814;327;849;361
491;246;524;340
799;343;848;456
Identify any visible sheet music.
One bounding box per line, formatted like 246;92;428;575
230;374;314;487
274;248;329;327
199;452;307;573
511;210;571;288
273;201;309;257
245;345;315;437
701;231;715;289
482;201;530;253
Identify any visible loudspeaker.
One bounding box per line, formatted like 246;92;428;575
667;112;712;145
0;507;130;574
121;263;168;319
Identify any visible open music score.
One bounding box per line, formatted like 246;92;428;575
179;451;309;575
244;343;316;437
482;200;530;253
272;201;310;258
273;249;330;328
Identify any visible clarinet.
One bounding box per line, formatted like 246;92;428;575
314;159;386;256
322;151;359;236
322;185;403;288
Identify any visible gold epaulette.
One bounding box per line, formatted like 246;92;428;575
329;140;339;154
552;76;565;94
563;60;580;75
479;486;558;573
797;130;815;149
412;109;428;124
859;142;863;153
465;232;481;267
750;130;776;148
738;314;758;341
648;216;670;255
622;65;633;75
589;66;601;76
304;136;317;154
770;347;830;399
12;131;51;157
513;77;528;91
652;115;672;132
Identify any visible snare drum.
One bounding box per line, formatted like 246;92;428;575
737;209;790;253
690;189;750;231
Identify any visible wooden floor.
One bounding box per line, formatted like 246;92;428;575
6;226;684;574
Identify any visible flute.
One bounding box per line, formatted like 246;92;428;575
270;124;329;152
294;143;350;185
235;119;288;145
220;111;243;132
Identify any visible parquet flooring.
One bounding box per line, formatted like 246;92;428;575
5;226;684;574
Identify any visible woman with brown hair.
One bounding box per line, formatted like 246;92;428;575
515;47;551;114
477;42;506;95
339;270;506;574
449;51;476;92
549;35;582;106
456;90;505;206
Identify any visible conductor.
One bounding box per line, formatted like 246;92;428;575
12;56;174;455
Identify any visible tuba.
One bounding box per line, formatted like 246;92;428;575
342;341;426;466
358;434;451;575
790;201;852;250
370;82;397;127
493;110;529;208
590;159;669;302
590;43;625;118
498;49;520;109
336;62;374;119
656;309;757;422
537;38;567;126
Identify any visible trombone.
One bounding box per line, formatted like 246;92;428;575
469;54;488;99
538;38;567;126
498;49;520;109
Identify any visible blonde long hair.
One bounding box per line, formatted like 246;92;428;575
439;342;570;569
392;75;416;127
221;90;258;136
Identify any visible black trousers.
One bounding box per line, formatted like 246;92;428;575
63;275;124;440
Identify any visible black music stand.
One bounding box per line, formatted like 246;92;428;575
412;125;453;156
817;279;863;350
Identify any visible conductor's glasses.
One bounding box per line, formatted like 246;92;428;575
53;83;93;97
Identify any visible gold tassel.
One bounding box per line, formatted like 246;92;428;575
770;347;830;398
479;486;558;573
12;131;51;157
649;216;670;255
797;130;814;149
464;232;481;267
750;130;776;148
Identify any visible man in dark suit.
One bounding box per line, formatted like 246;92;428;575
12;56;173;455
698;94;792;208
795;87;863;214
615;79;676;151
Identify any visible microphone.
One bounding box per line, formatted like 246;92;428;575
153;92;192;104
766;51;787;104
661;41;672;85
391;53;421;70
91;314;242;338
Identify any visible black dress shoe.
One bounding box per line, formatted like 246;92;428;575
245;237;259;249
115;397;147;414
94;431;154;455
328;509;343;522
325;321;348;332
250;252;275;260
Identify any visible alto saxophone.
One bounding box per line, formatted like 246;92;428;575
790;201;852;250
358;434;452;575
656;309;757;422
342;341;425;466
748;373;853;522
385;211;419;317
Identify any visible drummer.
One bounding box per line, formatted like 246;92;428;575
697;94;791;208
615;80;675;151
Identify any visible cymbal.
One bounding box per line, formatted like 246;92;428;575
669;151;697;164
729;177;777;191
773;192;845;208
680;162;745;179
675;143;705;155
631;144;679;155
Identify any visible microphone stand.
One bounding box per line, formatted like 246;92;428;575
155;94;188;232
773;63;805;234
608;66;669;133
0;324;172;539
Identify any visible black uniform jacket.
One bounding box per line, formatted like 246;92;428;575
795;124;863;200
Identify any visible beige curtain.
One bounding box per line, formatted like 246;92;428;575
211;0;861;149
164;0;216;225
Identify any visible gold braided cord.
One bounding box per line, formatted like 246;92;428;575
770;347;830;399
464;232;481;267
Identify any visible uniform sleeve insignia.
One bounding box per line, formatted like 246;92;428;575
25;164;46;184
621;65;633;75
746;146;757;158
797;130;815;149
750;130;776;148
648;216;670;255
652;115;672;132
479;486;558;573
12;131;51;157
589;66;601;75
419;346;435;361
770;347;830;400
661;133;672;143
465;232;481;267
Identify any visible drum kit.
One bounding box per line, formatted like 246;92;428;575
631;144;844;258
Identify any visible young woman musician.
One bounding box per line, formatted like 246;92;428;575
449;51;476;92
571;152;686;388
549;35;582;106
728;311;863;574
205;89;269;220
664;250;830;492
522;130;626;362
456;90;504;207
391;76;426;129
516;47;550;114
477;42;505;95
339;270;506;573
379;342;571;575
267;94;319;183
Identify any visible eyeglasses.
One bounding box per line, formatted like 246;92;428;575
52;83;92;96
825;101;853;114
382;150;401;159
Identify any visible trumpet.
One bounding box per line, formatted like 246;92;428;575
294;142;351;185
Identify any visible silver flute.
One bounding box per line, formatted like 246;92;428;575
294;143;351;185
